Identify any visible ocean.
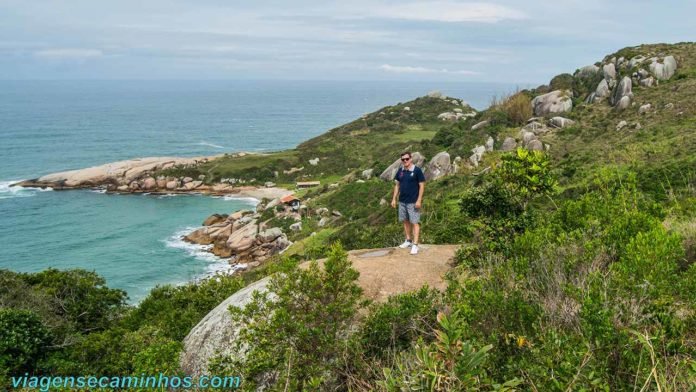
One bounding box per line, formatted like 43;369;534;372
0;80;521;301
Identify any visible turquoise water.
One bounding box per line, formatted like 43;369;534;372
0;80;519;301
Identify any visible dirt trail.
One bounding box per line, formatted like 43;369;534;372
313;244;459;302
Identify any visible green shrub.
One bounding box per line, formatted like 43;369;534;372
213;243;362;390
0;309;51;376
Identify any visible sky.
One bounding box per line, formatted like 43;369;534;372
0;0;694;83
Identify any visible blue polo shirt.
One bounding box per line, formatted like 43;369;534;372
394;165;425;203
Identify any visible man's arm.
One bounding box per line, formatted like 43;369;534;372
391;182;399;208
415;182;425;209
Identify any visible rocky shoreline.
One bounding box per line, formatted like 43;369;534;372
11;154;293;200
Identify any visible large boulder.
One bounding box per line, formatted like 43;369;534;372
650;56;677;80
603;63;616;81
549;116;576;128
181;277;272;377
424;152;453;181
141;177;157;190
379;152;425;181
595;79;610;99
227;221;258;252
257;227;283;243
611;76;633;108
531;90;573;116
471;120;489;131
501;137;517;151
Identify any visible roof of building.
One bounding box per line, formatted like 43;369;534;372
280;194;300;203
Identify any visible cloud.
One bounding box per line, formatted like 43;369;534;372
33;48;103;59
380;64;479;75
370;1;527;23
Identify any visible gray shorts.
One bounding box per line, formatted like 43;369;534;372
398;202;421;224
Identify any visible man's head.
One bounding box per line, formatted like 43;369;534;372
400;152;412;167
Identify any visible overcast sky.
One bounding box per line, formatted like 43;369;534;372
1;0;693;83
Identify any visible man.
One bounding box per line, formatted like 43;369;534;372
391;151;425;255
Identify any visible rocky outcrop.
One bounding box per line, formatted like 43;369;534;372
424;152;454;181
185;210;291;266
379;152;425;181
468;145;486;167
15;156;217;189
611;76;633;109
649;56;677;80
181;276;272;377
531;90;573;116
181;245;459;378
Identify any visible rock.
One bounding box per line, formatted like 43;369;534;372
639;77;656;87
501;137;517;151
142;177;157;190
403;106;410;111
549;116;576;128
257;227;283;243
356;179;365;183
531;90;573;116
332;210;342;217
471;120;489;131
318;217;330;227
181;277;272;377
309;158;320;166
427;90;443;98
453;108;463;113
264;181;276;188
227;221;258;252
664;103;674;110
184;181;202;190
424;151;453;181
183;177;193;184
616;96;631;110
603;63;616;80
361;168;374;180
522;121;546;134
611;77;633;108
650;56;677;80
315;207;329;216
378;152;425;181
379;198;387;206
166;180;178;190
198;174;206;180
437;112;458;121
639;103;651;114
469;145;486;167
156;178;167;188
634;122;642;130
289;222;302;232
577;64;599;78
129;181;140;191
485;136;494;152
526;139;544;151
117;185;129;192
595;79;610;99
520;130;536;144
283;167;304;175
203;214;227;226
616;120;628;131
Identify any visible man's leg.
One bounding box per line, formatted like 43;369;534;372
403;220;412;241
412;223;420;244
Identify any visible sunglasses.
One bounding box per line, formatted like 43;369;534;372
401;157;411;162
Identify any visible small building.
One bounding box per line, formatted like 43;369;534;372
280;194;301;210
296;181;321;189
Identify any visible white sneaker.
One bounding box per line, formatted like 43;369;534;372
410;244;419;255
398;240;413;248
